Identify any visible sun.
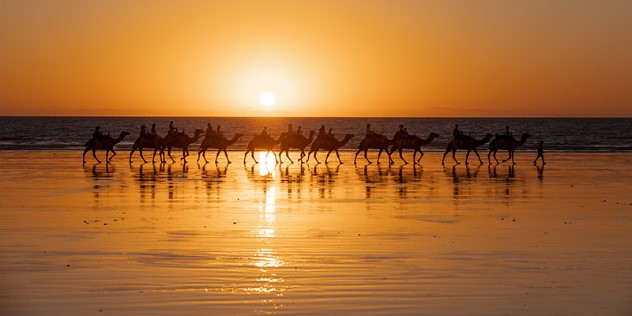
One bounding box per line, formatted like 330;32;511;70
259;92;277;107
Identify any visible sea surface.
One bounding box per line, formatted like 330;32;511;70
1;117;631;152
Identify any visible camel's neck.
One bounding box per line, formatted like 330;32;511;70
476;136;491;146
190;131;202;142
338;136;352;147
228;135;241;145
274;134;285;144
113;133;126;143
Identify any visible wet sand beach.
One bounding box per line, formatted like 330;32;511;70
1;151;631;315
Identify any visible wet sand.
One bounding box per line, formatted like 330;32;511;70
1;150;631;315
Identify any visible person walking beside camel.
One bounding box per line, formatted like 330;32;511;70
533;141;546;165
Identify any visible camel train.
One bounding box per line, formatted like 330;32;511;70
84;122;532;165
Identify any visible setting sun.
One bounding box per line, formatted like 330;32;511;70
259;92;277;107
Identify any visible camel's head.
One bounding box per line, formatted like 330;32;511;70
429;132;440;139
195;128;204;135
344;134;354;140
235;133;244;139
485;133;494;139
122;131;130;138
522;133;532;140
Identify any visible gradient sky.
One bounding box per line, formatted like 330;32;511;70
1;0;631;117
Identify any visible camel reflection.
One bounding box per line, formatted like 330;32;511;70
446;164;482;201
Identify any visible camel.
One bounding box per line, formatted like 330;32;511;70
243;132;287;164
442;133;493;165
488;133;531;164
83;131;130;164
306;134;354;164
354;133;394;165
163;129;204;163
129;134;166;164
390;132;440;164
279;130;315;164
197;133;244;164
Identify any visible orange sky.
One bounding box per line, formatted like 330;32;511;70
1;1;631;117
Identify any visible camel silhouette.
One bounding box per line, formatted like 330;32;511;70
306;134;354;164
488;133;531;164
163;129;204;163
390;132;440;164
279;130;315;164
243;132;287;164
442;133;493;165
197;133;244;164
129;134;165;164
354;133;394;165
83;131;130;164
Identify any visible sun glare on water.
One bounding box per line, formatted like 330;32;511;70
259;92;277;107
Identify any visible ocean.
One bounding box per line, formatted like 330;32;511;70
1;117;631;152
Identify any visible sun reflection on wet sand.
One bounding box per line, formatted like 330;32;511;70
249;185;286;301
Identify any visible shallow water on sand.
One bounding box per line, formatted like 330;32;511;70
1;151;632;315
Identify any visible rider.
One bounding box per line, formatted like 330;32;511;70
395;124;405;139
261;126;268;137
150;123;157;135
168;121;175;136
318;125;326;138
205;123;215;139
296;126;303;137
216;125;222;136
453;124;462;140
140;125;147;137
365;123;374;137
93;126;104;140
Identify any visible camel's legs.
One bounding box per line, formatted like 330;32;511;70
492;150;499;164
251;149;258;163
223;149;231;164
168;147;175;163
313;150;320;164
473;149;483;164
111;149;118;162
285;150;294;164
299;150;305;163
129;146;137;163
138;147;147;163
363;149;371;164
399;148;408;164
197;148;204;163
441;149;450;165
335;150;343;164
243;150;249;164
416;150;424;164
451;149;460;164
325;150;333;163
354;149;362;164
465;150;471;165
377;149;383;164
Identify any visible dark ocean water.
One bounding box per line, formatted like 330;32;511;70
1;117;631;152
